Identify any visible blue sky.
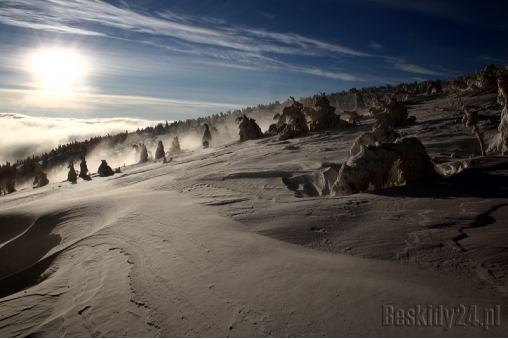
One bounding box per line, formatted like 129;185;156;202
0;0;506;121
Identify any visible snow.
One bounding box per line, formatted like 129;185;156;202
1;91;508;336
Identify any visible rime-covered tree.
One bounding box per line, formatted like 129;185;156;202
155;140;165;160
67;160;78;183
202;123;212;144
0;162;16;195
79;155;89;178
139;144;149;163
33;168;49;188
235;114;263;142
98;160;115;177
170;136;181;154
462;107;486;156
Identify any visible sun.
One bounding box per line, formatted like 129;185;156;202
28;48;87;92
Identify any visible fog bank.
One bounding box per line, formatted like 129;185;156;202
0;113;164;163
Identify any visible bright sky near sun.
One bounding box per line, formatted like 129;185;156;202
0;0;506;121
27;48;87;92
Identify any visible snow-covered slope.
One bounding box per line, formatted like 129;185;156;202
1;92;507;336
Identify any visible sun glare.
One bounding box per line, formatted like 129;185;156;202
28;48;87;92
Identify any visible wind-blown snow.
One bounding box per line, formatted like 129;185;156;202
1;91;508;336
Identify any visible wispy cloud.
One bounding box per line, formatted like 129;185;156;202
0;5;105;36
257;11;275;20
0;0;368;57
0;0;371;81
0;0;452;85
192;60;260;71
276;63;359;81
0;88;246;120
370;42;383;50
0;88;243;107
299;68;358;81
477;56;506;64
385;57;445;76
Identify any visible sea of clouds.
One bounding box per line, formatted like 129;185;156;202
0;113;164;164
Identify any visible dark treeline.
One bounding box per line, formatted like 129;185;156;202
0;76;449;195
0;132;129;195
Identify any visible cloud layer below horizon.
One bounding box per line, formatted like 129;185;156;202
0;113;163;164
